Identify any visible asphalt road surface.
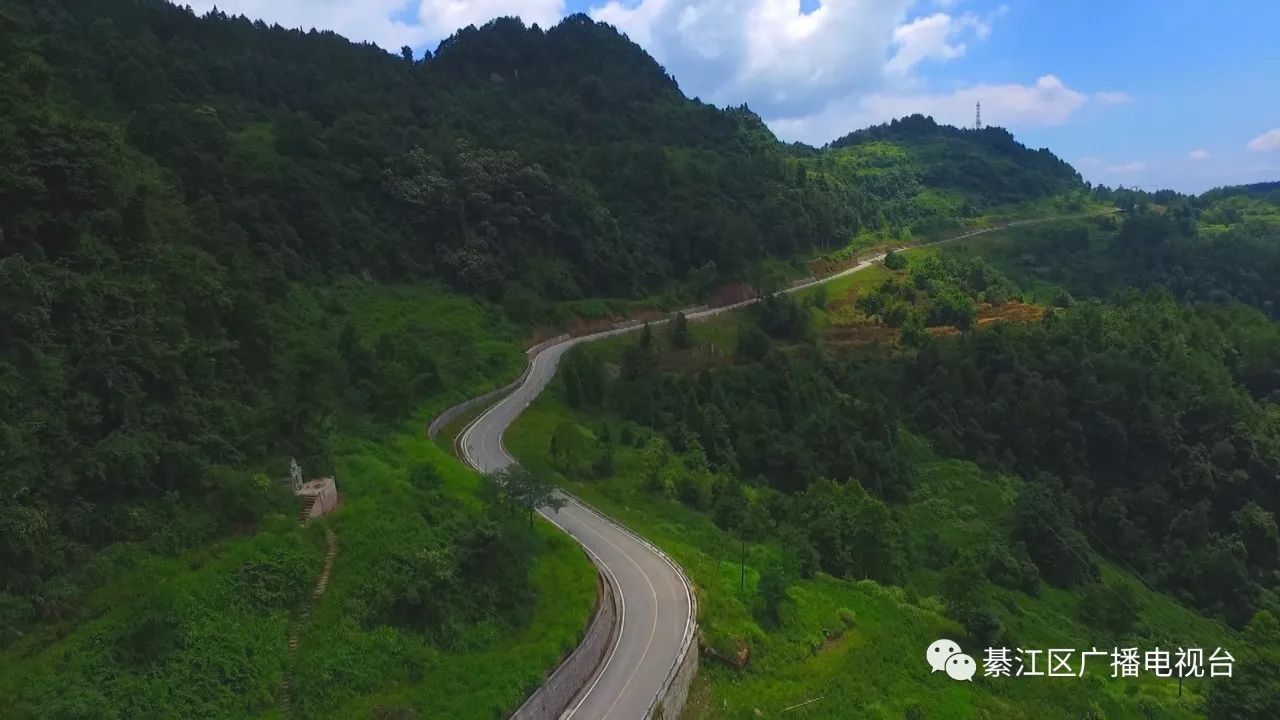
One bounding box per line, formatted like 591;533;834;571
457;216;1082;718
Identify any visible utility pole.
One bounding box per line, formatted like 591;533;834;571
975;101;983;130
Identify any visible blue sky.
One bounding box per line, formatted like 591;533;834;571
181;0;1280;193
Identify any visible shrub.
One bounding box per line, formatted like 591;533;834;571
117;583;189;666
234;542;317;612
837;607;857;628
214;470;292;529
885;249;908;270
408;462;443;492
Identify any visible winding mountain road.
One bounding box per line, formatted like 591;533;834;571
462;333;694;719
455;215;1082;718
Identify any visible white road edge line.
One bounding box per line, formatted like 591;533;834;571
571;517;661;719
539;510;628;720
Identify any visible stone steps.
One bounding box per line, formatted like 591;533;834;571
280;525;338;718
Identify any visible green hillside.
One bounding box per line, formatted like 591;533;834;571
506;200;1280;719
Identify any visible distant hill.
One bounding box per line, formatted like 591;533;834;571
1200;180;1280;203
3;1;1083;305
829;114;1083;209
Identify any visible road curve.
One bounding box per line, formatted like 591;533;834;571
455;258;883;719
456;215;1083;718
461;331;695;719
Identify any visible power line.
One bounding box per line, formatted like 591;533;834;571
1028;506;1147;624
1080;526;1160;594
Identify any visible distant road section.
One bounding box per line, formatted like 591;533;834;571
454;213;1088;718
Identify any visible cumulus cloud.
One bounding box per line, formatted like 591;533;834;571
885;12;988;76
771;74;1090;145
592;0;914;117
1188;149;1211;160
589;1;1115;142
1248;128;1280;152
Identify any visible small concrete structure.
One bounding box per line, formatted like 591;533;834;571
297;476;338;522
287;458;338;523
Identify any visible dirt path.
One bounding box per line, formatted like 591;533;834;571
281;526;338;718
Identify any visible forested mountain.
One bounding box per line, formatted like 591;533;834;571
0;0;1087;602
6;0;1083;303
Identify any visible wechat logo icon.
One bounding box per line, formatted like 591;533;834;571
927;638;976;681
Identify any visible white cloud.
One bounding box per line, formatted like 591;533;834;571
1092;91;1132;105
1248;128;1280;152
1188;149;1211;160
590;1;1119;140
1076;156;1103;169
771;74;1090;145
592;0;915;117
885;13;988;76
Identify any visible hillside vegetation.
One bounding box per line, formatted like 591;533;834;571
509;197;1280;718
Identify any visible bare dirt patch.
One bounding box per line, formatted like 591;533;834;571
976;300;1044;326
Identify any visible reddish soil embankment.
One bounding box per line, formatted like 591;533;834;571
827;301;1046;346
526;308;667;346
707;282;757;308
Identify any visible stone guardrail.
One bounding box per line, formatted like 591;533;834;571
426;334;569;440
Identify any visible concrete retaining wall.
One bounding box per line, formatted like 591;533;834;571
511;557;621;720
427;335;569;439
644;544;699;720
652;642;698;720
